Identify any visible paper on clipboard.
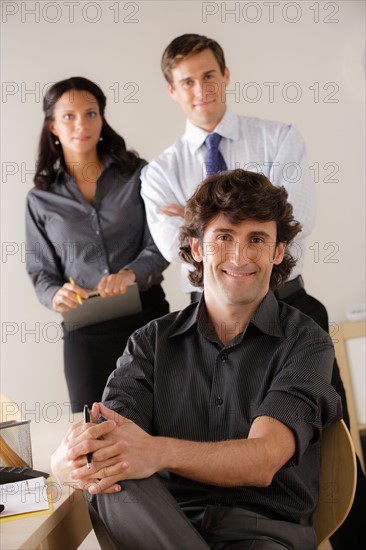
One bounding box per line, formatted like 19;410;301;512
0;476;50;518
61;283;142;331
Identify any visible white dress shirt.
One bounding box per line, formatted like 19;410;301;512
141;110;315;293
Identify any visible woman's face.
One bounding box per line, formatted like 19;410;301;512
49;89;103;158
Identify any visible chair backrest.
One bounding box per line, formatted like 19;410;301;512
312;419;357;547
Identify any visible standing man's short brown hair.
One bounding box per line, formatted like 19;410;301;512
161;33;226;84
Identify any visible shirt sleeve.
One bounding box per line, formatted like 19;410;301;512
25;192;64;309
252;332;342;465
269;123;316;240
122;208;170;291
102;327;155;433
140;160;184;264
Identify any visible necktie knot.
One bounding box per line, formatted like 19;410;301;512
205;132;222;150
204;133;227;176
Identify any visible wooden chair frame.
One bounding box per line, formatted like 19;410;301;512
333;321;366;472
313;420;357;547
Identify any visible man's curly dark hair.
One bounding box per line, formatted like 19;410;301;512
179;169;302;289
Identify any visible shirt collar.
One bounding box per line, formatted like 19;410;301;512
184;109;240;153
169;290;284;340
54;155;114;185
249;291;285;338
169;297;202;337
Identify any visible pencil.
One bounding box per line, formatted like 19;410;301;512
69;277;83;305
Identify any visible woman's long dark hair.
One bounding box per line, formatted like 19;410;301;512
34;76;140;189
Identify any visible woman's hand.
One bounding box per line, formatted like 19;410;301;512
52;282;89;312
96;269;136;297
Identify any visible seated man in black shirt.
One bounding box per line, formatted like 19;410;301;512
52;169;342;550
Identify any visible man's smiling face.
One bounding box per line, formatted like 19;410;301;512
190;214;285;310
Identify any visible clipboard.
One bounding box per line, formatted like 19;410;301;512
61;283;142;331
0;476;51;521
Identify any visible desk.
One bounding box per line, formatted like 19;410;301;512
0;412;92;550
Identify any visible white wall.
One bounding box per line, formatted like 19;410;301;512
1;1;365;413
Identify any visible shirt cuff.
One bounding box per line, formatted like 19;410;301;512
252;391;322;465
40;284;61;310
122;262;155;292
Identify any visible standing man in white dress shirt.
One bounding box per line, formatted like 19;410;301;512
141;33;314;303
140;33;365;548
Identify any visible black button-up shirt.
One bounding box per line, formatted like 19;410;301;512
25;159;168;309
103;291;342;524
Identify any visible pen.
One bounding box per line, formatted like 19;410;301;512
83;404;93;469
69;277;83;305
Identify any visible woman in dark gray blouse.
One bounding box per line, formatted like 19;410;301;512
26;77;169;412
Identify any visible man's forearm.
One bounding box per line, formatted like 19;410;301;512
156;437;273;487
61;407;296;495
155;416;295;488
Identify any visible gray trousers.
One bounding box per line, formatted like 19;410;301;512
85;475;317;550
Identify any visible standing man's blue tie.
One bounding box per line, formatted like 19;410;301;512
205;133;227;176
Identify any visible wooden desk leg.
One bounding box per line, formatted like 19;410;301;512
43;496;92;550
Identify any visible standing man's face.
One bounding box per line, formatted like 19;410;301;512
167;49;230;133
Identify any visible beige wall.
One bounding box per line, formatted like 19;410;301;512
1;1;365;411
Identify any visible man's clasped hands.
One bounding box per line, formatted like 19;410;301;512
51;403;161;495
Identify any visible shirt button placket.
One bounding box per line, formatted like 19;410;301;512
90;209;108;274
213;351;228;408
209;351;227;439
